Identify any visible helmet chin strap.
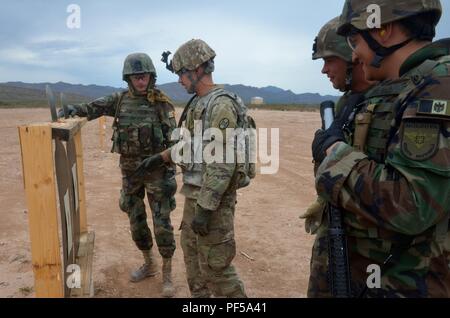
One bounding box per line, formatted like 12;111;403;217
127;80;137;97
187;69;207;94
360;30;413;68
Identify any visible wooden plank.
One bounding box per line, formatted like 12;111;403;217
54;138;73;296
50;118;87;141
67;138;80;257
70;232;95;298
18;125;64;298
73;131;88;234
99;116;106;151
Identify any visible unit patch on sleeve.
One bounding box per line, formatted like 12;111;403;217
401;120;440;161
219;118;230;130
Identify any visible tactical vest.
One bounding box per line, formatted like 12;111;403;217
111;91;168;156
345;56;450;244
352;56;450;162
352;80;409;163
181;87;256;189
335;91;352;116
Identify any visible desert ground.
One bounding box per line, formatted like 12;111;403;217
0;107;320;298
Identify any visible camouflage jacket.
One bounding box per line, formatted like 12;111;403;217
70;88;177;157
315;39;450;297
179;86;239;211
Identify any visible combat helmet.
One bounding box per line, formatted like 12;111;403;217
337;0;442;67
122;53;157;81
313;16;353;63
313;17;354;91
171;39;216;74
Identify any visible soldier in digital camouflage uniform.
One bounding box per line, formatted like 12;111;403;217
58;53;178;297
304;16;375;298
312;0;450;297
137;39;250;298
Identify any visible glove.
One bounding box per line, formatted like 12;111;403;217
134;153;165;177
57;105;77;118
191;205;213;236
299;196;326;235
311;125;345;164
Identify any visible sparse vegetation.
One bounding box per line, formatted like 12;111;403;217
1;100;319;112
0;82;330;112
248;103;319;112
19;286;33;296
0;99;91;109
173;102;319;112
0;100;48;108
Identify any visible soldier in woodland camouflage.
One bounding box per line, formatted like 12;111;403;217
137;39;251;298
57;53;178;297
305;17;375;297
312;0;450;297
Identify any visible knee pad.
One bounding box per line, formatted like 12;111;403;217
119;190;131;213
119;191;142;214
151;198;175;219
206;240;236;272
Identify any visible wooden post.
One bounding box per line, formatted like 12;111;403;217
70;232;95;298
19;118;93;298
18;124;64;298
73;131;87;234
99;116;106;152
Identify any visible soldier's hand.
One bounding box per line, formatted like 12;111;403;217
134;154;165;177
57;105;77;119
57;108;65;119
300;197;326;235
312;126;345;164
191;205;213;236
161;169;177;197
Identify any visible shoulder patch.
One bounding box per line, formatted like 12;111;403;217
401;120;440;161
219;118;230;130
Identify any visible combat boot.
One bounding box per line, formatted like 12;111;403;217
130;249;159;283
162;258;175;298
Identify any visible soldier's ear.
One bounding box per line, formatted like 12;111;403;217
372;23;394;45
204;60;215;74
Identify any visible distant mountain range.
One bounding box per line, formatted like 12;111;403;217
0;81;339;105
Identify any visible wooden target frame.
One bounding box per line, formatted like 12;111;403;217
18;118;94;298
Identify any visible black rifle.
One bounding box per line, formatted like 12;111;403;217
327;204;352;297
319;101;352;298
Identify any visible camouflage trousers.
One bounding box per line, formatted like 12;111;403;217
307;218;332;298
446;233;450;274
308;215;450;298
180;192;246;298
119;156;177;259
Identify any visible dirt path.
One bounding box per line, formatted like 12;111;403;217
0;108;320;298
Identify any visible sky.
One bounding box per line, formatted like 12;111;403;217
1;0;450;95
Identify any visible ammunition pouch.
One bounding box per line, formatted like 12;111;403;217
112;123;165;156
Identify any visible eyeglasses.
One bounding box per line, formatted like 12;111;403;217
176;68;189;77
130;74;150;81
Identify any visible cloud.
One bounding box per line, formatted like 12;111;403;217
1;0;450;96
0;47;38;65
